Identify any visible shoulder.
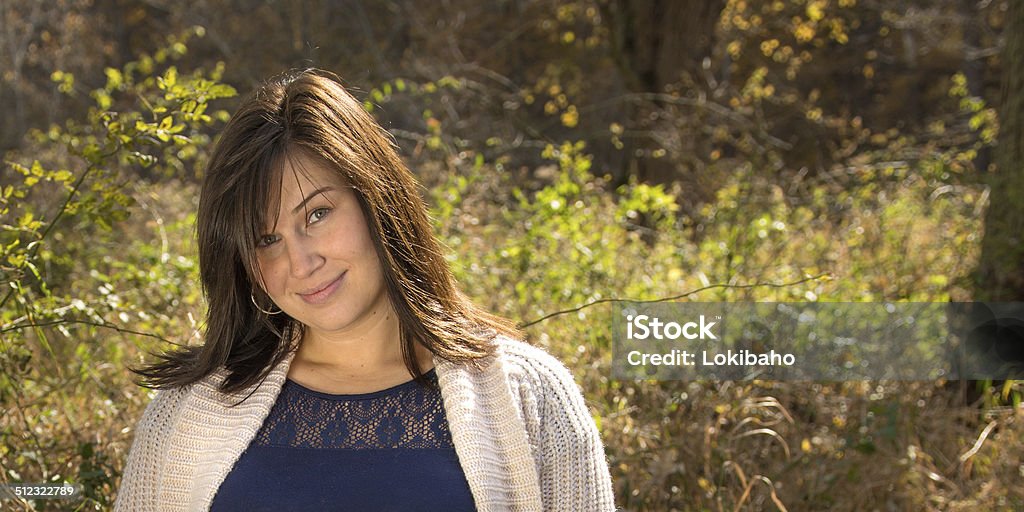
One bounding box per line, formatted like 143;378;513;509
123;369;227;458
117;364;289;510
490;336;592;423
493;335;579;389
131;385;191;439
114;384;193;510
134;365;230;420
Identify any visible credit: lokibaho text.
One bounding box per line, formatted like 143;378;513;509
626;349;796;367
622;313;797;370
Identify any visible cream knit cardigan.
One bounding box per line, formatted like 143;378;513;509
114;337;616;511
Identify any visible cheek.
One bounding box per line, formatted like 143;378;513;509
336;215;378;260
356;233;385;274
254;257;287;294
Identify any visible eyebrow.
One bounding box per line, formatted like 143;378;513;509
291;186;335;214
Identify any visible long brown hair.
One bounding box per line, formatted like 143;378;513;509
135;69;516;395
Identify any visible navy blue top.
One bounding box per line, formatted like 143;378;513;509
210;369;476;511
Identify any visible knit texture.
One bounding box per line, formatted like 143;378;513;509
114;337;616;511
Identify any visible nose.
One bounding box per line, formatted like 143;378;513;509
284;235;324;278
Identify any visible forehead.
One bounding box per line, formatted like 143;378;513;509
274;151;347;201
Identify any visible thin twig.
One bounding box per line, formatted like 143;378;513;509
734;475;788;512
957;420;998;472
735;428;791;460
517;273;830;328
1;319;179;345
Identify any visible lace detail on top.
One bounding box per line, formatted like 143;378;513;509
251;369;454;450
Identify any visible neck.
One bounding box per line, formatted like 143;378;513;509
289;307;434;391
300;314;399;368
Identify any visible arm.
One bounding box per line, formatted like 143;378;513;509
113;387;187;512
505;342;617;511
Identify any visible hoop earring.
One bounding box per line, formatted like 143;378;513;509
251;292;282;315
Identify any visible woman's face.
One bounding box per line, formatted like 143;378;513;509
254;152;392;339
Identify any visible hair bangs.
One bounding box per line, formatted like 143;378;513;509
235;143;288;290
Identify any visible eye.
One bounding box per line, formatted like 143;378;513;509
256;234;279;248
307;207;331;224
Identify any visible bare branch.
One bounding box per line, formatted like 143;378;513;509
517;273;831;328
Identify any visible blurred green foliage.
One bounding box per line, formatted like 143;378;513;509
1;30;233;510
0;2;1022;511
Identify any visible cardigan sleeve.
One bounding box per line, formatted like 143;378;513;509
113;386;189;512
502;340;617;511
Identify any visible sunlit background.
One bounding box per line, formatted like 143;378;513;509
1;1;1022;510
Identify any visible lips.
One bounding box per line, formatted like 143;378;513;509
297;271;346;305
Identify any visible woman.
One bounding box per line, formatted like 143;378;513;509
115;69;615;511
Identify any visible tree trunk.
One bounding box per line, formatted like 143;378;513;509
960;0;992;173
955;0;1024;406
974;1;1024;301
602;0;724;93
600;0;726;185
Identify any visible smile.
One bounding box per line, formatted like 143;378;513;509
297;272;346;305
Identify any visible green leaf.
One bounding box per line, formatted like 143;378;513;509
207;84;237;99
158;66;178;90
83;144;104;164
104;67;123;90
